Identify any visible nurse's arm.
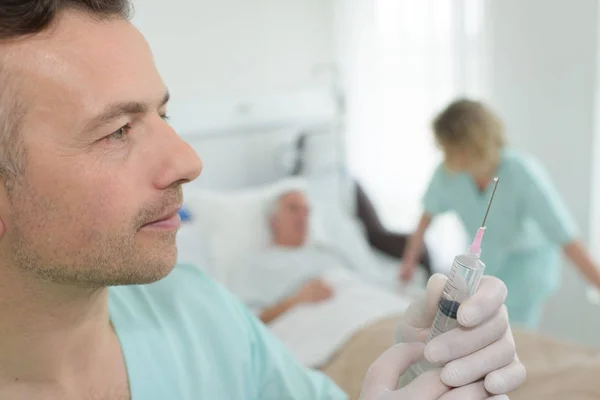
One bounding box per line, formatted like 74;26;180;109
400;214;432;272
563;241;600;289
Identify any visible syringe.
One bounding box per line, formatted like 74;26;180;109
397;177;500;388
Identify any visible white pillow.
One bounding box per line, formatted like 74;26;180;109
180;178;330;285
176;218;212;274
305;173;381;277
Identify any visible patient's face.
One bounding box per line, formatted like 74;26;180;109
272;191;310;247
0;12;202;287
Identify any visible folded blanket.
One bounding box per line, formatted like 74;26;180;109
268;269;412;367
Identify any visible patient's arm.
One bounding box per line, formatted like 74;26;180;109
259;279;334;324
260;296;301;324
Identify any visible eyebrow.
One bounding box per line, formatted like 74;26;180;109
83;91;170;132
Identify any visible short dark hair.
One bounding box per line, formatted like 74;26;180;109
0;0;132;38
0;0;132;184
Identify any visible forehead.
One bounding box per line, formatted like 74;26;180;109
2;11;164;125
280;192;308;206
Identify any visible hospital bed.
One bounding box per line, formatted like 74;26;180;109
177;173;427;367
173;90;600;399
177;174;600;400
322;316;600;400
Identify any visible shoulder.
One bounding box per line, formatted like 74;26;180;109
109;266;264;397
111;264;226;299
428;162;451;185
500;149;548;181
431;162;448;177
427;162;464;190
501;148;535;167
110;264;251;333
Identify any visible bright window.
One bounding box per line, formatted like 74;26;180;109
349;0;490;269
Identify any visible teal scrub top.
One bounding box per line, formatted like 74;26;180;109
423;149;578;301
108;264;348;400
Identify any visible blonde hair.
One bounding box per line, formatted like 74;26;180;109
432;99;506;167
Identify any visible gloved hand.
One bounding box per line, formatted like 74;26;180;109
358;273;526;400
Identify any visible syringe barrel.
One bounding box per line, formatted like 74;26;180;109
448;252;486;298
397;251;485;389
426;252;485;341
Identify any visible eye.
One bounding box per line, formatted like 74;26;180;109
108;123;132;141
160;114;170;121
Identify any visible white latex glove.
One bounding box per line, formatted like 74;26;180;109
359;273;526;400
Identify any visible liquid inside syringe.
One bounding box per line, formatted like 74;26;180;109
397;177;499;388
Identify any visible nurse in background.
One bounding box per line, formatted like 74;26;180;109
400;99;600;329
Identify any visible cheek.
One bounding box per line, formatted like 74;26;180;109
20;138;160;238
12;183;127;243
67;181;139;234
444;161;458;172
455;156;468;168
446;155;469;171
20;164;137;237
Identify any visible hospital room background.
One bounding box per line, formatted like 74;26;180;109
131;0;600;394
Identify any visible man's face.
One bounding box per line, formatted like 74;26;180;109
271;191;310;247
0;11;202;287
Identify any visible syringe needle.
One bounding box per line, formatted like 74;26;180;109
481;177;500;228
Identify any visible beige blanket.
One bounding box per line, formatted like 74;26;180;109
322;316;600;400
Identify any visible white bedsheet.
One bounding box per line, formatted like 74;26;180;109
267;268;413;368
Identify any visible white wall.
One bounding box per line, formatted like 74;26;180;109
130;0;600;345
130;0;339;188
489;0;600;346
131;0;335;104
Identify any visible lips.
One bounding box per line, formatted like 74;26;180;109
147;208;180;225
139;205;183;230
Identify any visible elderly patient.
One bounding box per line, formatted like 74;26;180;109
231;190;358;323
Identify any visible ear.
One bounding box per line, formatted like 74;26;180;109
0;215;6;238
0;181;10;239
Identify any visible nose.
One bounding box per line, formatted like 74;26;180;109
152;122;203;190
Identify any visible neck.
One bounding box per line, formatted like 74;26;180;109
472;161;499;190
0;262;113;384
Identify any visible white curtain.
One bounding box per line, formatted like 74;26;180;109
338;0;491;271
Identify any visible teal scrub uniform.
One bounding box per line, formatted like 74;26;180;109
108;264;347;400
422;149;578;328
